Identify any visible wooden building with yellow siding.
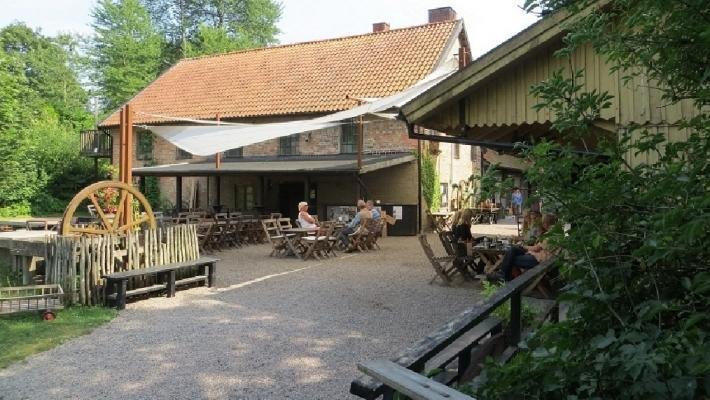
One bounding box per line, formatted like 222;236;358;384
400;0;705;167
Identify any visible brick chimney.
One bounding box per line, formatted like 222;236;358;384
372;22;390;33
428;7;457;23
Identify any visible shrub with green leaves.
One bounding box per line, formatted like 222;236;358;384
421;151;441;211
468;0;710;398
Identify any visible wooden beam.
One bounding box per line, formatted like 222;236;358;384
123;104;134;226
216;176;221;207
357;360;475;400
357;115;364;170
176;176;183;213
215;113;221;169
119;108;126;183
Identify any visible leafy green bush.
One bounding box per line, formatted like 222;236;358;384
468;1;709;398
0;202;31;218
481;280;537;328
421;152;441;211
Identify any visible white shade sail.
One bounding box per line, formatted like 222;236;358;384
145;66;455;156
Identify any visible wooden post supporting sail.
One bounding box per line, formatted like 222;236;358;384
214;113;221;209
118;104;134;226
215;113;221;170
357;115;364;170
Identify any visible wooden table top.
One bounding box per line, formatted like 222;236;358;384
282;227;318;233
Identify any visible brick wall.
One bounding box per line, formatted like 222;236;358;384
108;118;463;212
363;119;417;152
298;126;341;155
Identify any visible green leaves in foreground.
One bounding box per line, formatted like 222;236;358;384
462;0;710;398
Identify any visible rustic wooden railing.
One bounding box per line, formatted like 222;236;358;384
80;129;112;158
45;225;200;306
350;258;559;400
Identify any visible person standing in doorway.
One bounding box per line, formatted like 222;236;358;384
511;187;523;216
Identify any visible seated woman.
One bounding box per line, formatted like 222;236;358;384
296;201;318;229
496;213;557;281
451;209;474;243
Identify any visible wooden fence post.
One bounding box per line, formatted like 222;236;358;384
509;292;522;345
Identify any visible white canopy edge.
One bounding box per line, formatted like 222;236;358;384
146;65;456;156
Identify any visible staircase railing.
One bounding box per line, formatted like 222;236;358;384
350;258;559;400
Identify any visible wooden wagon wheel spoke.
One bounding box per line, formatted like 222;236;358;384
117;215;150;233
60;181;156;236
88;193;112;229
111;190;128;231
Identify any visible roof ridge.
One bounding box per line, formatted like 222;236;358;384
180;19;460;62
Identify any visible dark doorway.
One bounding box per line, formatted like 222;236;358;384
278;182;305;221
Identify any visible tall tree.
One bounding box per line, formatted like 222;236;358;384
143;0;281;59
0;24;92;129
90;0;165;113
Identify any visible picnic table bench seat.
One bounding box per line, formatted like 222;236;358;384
103;256;219;309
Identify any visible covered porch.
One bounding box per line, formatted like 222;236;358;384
133;153;420;235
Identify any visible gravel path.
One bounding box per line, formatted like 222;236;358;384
0;236;482;400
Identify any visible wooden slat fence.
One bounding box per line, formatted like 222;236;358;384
44;224;199;305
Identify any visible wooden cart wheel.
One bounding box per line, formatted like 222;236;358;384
60;181;156;235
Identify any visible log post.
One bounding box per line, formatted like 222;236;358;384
176;176;183;213
509;291;522;345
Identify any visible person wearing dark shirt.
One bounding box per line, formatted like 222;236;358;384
451;208;474;242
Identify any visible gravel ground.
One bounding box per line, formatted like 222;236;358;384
0;235;482;400
470;216;520;237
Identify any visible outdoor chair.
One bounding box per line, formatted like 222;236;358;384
346;218;371;252
278;218;293;231
362;218;382;250
262;218;298;257
197;222;216;253
418;234;458;285
320;221;339;257
438;231;477;280
300;221;337;260
25;219;49;231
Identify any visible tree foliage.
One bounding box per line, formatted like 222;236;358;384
465;1;710;398
90;0;165;112
421;151;441;212
142;0;281;59
0;24;95;216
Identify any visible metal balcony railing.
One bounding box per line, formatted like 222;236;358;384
80;129;112;158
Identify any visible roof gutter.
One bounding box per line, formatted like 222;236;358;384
404;120;606;157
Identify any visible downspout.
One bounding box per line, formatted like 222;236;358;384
413;124;422;234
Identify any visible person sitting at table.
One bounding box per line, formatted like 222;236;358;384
495;213;557;282
451;209;474;243
366;200;381;221
296;201;318;229
337;200;372;248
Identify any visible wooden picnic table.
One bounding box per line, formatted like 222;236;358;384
469;244;508;274
282;227;318;235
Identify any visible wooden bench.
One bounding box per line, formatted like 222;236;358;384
103;256;219;310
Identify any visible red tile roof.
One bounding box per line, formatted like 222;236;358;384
100;20;460;126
